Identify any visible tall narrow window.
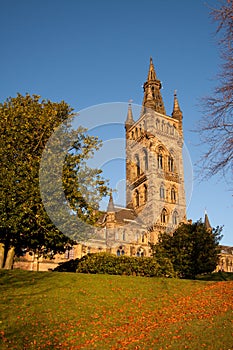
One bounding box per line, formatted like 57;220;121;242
135;190;140;207
135;155;140;177
160;185;165;199
144;184;148;203
161;208;168;224
158;153;163;169
143;149;148;171
173;211;178;225
171;187;176;202
168;156;174;172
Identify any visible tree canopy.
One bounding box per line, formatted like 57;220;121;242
198;0;233;185
0;94;109;268
151;220;223;279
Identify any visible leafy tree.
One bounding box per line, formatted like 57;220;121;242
0;94;109;269
197;0;233;185
151;220;223;279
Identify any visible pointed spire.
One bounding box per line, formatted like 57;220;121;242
142;57;166;115
204;210;212;230
172;90;183;135
172;90;182;115
107;192;115;212
125;100;135;130
147;57;157;81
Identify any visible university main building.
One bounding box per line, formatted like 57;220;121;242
87;57;187;258
14;58;233;271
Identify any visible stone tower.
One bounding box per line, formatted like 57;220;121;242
125;57;186;243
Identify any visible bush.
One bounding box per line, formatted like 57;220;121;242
54;253;176;277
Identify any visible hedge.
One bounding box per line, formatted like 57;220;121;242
54;253;176;278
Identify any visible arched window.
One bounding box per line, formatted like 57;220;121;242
135;154;140;177
131;131;134;139
161;208;168;224
168;156;174;172
160;184;165;199
122;231;126;241
144;184;148;203
171;187;176;202
135;128;138;139
135;190;140;207
173;211;178;225
137;247;144;257
158;153;163;169
117;246;125;256
143;149;148;171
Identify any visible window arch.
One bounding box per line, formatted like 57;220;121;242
143;149;148;171
161;208;168;224
168;156;174;172
135;154;140;177
158;152;163;169
173;211;179;225
117;246;125;256
137;247;144;257
171;187;176;202
135;128;138;139
160;184;165;199
135;189;140;207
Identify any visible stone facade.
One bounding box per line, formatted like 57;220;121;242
216;246;233;272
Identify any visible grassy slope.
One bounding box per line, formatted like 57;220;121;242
0;270;233;350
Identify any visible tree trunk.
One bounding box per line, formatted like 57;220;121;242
4;247;15;270
0;243;5;269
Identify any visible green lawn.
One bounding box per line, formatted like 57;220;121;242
0;270;233;349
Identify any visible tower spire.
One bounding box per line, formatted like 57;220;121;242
142;57;166;115
204;210;212;231
172;90;183;135
125;99;135;130
147;57;157;81
172;90;182;115
107;192;115;212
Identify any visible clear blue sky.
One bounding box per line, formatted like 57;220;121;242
0;0;232;245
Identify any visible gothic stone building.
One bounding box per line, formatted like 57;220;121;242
13;58;232;271
14;57;188;270
86;57;187;258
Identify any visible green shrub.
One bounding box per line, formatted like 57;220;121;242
54;253;176;277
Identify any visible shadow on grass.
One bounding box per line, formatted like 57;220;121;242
0;269;57;292
196;271;233;281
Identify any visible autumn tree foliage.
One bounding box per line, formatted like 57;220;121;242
198;0;233;184
0;94;109;269
151;220;223;279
